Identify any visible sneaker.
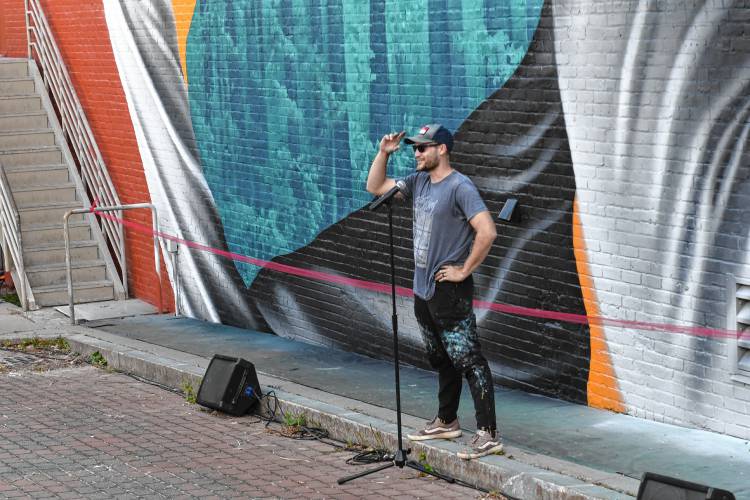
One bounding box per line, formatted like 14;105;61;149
407;417;462;441
457;429;504;459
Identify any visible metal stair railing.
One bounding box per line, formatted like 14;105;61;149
64;204;162;325
0;162;31;310
24;0;126;295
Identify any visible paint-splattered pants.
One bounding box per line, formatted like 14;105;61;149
414;275;497;431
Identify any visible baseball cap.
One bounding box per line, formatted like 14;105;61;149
404;124;454;152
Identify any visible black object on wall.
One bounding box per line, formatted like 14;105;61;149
197;355;262;416
498;198;518;222
637;472;735;500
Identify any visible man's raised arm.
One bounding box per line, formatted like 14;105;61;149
366;131;405;196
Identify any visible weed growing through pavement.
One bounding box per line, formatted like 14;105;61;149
0;293;21;307
417;451;434;474
88;351;108;368
181;380;198;404
371;425;388;452
0;337;81;373
265;411;312;439
2;336;70;353
282;411;307;428
480;491;510;499
344;439;364;451
343;425;390;456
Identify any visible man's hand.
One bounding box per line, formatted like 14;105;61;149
435;211;497;283
367;131;406;195
379;131;405;154
435;265;468;283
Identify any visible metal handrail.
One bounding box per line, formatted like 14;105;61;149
0;163;28;310
64;204;161;325
24;0;125;292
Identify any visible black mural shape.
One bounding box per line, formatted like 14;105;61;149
249;1;591;404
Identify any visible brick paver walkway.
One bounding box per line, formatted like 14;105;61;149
0;364;483;498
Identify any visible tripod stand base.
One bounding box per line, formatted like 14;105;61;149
337;461;393;485
338;202;456;488
337;455;456;485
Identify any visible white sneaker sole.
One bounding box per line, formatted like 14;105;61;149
406;429;462;441
457;443;504;460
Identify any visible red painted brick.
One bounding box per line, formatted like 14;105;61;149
2;0;175;310
0;0;27;57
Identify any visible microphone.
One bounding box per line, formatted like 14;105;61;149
369;180;406;211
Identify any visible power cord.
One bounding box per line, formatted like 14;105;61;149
125;379;515;498
345;449;394;465
255;391;398;466
254;390;335;444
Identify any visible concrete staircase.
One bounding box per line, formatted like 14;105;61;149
0;58;116;307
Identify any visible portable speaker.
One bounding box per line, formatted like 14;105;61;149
637;472;735;500
196;355;262;416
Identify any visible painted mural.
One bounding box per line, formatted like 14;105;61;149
102;0;596;406
97;0;750;435
186;0;544;287
249;3;597;405
553;0;750;427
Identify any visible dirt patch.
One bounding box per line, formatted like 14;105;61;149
0;337;85;373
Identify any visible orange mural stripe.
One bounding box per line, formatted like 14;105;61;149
572;197;625;412
171;0;196;82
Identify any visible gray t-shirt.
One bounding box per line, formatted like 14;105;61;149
400;170;487;300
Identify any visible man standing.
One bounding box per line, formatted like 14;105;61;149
366;124;502;459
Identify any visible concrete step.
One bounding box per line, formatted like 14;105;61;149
13;183;77;207
0;95;41;114
4;164;70;188
0;129;56;149
0;78;35;96
0;60;29;79
24;240;100;267
21;221;91;247
0;145;62;166
26;259;107;287
18;201;85;226
33;279;115;306
0;112;48;131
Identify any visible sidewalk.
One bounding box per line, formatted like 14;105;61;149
1;364;478;498
2;301;749;500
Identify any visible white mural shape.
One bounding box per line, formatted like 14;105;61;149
102;0;260;327
554;0;750;433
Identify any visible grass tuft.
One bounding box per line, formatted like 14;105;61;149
87;351;108;367
2;336;70;353
0;293;21;307
181;380;198;404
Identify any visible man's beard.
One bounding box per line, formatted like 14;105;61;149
417;158;439;171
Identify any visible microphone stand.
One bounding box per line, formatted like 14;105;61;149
337;193;455;485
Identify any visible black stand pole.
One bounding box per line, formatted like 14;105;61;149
338;198;455;485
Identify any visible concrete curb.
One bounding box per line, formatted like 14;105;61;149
57;327;637;500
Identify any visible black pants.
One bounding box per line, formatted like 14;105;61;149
413;275;496;431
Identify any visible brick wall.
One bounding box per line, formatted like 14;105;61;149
39;0;174;311
249;3;596;406
552;0;750;435
0;0;26;57
0;0;173;310
191;0;750;438
5;0;750;439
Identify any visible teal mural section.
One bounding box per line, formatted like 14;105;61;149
186;0;543;285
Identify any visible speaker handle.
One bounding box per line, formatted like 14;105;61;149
232;371;248;405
